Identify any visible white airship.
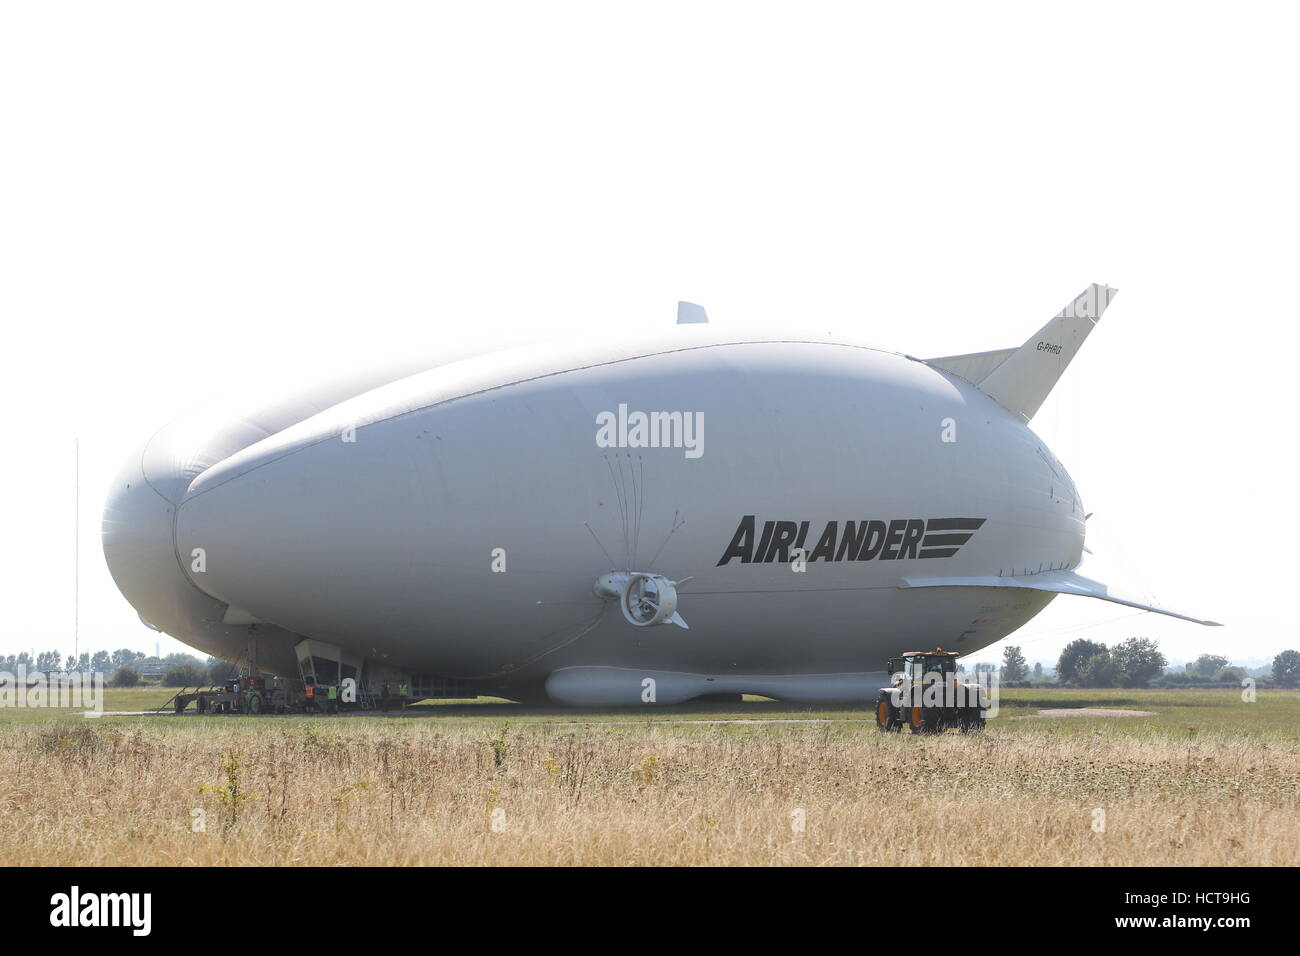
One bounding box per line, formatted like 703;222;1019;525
102;284;1219;706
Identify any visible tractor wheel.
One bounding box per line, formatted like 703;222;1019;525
875;692;900;732
245;692;263;716
909;706;942;734
960;707;986;733
907;705;925;734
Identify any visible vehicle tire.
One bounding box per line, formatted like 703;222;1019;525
245;692;263;716
875;691;900;732
909;706;943;734
907;705;925;734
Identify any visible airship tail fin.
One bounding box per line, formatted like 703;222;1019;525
926;283;1118;422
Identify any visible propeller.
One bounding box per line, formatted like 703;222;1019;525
594;572;690;629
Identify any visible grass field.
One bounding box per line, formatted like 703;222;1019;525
1;687;1296;865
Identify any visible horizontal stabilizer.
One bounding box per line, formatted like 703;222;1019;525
924;347;1017;385
901;569;1222;626
928;284;1117;422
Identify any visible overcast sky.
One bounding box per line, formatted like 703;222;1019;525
1;2;1293;668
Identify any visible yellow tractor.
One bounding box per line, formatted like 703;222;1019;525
874;648;987;734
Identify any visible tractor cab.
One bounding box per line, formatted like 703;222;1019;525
886;648;960;683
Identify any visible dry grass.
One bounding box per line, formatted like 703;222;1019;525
1;718;1296;865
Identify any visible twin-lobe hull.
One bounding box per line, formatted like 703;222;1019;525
103;330;1083;699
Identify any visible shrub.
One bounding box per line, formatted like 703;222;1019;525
1272;650;1300;688
1058;639;1108;685
1077;653;1120;688
164;664;205;687
1112;637;1166;688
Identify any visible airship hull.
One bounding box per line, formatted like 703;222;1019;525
102;287;1218;704
164;338;1075;692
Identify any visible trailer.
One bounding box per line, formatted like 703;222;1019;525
164;633;478;715
172;675;297;715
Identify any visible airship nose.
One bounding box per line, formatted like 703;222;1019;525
101;439;229;640
171;426;434;643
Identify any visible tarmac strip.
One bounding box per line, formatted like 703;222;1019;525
1008;707;1156;719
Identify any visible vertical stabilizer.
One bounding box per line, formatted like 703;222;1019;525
972;283;1117;422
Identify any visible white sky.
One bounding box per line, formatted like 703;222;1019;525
1;2;1293;668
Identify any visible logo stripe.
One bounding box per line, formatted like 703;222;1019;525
924;518;987;532
921;533;974;547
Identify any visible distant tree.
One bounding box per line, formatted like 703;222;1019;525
1272;650;1300;688
163;652;205;669
112;667;140;688
36;650;61;672
1187;654;1229;678
111;649;145;671
163;664;204;687
64;654;77;671
1058;639;1109;685
206;657;238;685
1078;652;1120;688
1032;662;1043;682
1001;646;1028;682
90;650;111;673
1112;637;1167;688
1215;666;1246;684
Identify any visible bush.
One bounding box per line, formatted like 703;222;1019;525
163;664;204;687
1187;654;1229;678
112;667;140;688
207;658;238;686
1058;639;1108;685
1077;653;1121;688
1272;650;1300;688
1111;637;1166;688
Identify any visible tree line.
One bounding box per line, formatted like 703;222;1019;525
989;640;1300;688
0;650;239;688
